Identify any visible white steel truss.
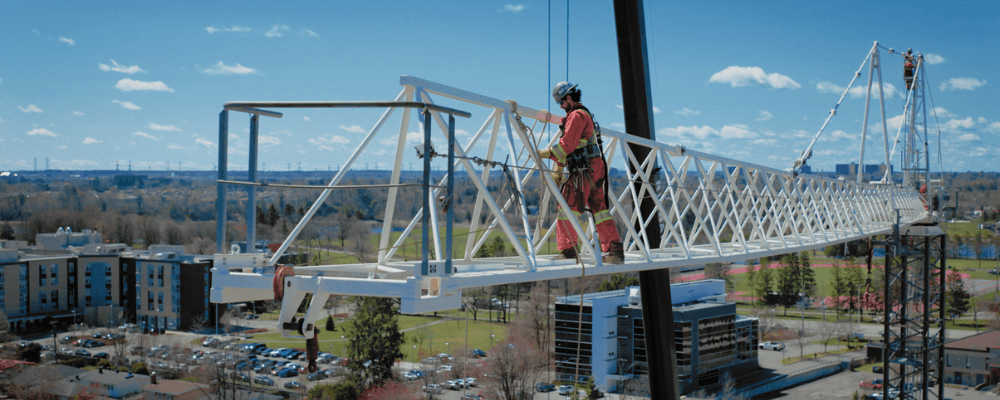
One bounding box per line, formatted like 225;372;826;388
211;76;928;340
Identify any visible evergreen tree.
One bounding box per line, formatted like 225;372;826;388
597;273;639;293
0;223;14;240
345;297;405;386
745;262;757;305
755;263;773;306
831;262;847;316
947;274;972;319
325;315;336;332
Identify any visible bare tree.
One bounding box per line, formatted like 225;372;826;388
138;216;161;248
345;219;373;262
716;371;746;400
482;316;549;400
795;328;812;358
817;318;838;353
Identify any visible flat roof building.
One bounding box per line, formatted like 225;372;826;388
555;279;759;395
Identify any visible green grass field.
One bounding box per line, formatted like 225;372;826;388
245;312;509;361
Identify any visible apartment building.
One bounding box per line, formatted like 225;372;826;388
132;245;214;332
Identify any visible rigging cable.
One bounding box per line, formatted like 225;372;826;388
921;67;945;182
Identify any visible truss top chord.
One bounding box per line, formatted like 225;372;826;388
224;101;472;119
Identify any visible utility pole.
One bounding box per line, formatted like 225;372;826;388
614;0;679;398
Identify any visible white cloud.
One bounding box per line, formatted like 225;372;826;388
259;135;281;146
946;117;976;130
307;134;350;149
19;104;42;113
709;66;801;89
195;138;216;148
829;130;856;141
115;78;174;92
149;123;180;131
83;137;101;144
933;107;955;118
503;4;526;12
265;25;289;38
226;26;250;32
98;60;145;74
27;128;57;137
924;53;945;65
133;131;161;141
73;111;84;116
674;107;700;116
757;110;773;121
456;129;470;136
939;77;987;91
55;145;66;149
58;37;74;45
31;29;40;35
988;122;1000;133
957;133;980;141
303;116;311;122
307;30;318;37
378;138;396;146
652;106;662;114
112;100;141;110
339;125;366;134
977;117;987;124
817;81;900;98
201;61;260;75
719;124;756;139
166;143;184;150
206;27;220;34
752;138;778;146
660;125;717;140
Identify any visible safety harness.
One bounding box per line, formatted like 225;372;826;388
561;106;604;175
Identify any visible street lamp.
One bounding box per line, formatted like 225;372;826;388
445;342;451;355
856;283;866;325
412;345;417;363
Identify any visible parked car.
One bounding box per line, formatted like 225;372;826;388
558;385;574;395
403;371;422;380
470;349;487;358
758;341;785;351
244;313;260;320
445;380;464;390
536;383;555;392
202;338;220;348
873;365;884;373
276;367;299;378
284;381;302;390
421;384;443;394
462;395;483;400
307;371;326;381
860;378;884;390
59;336;75;344
253;375;274;386
437;365;453;373
75;349;91;357
463;377;478;387
421;357;440;365
93;352;109;359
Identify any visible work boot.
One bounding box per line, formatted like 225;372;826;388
555;248;577;260
602;243;625;264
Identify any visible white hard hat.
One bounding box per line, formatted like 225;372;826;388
552;81;579;103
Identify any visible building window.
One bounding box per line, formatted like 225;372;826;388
51;290;58;309
50;264;58;286
148;291;154;311
158;292;164;312
38;265;46;286
157;265;164;287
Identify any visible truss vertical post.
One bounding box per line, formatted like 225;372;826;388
446;114;455;274
421;109;432;276
882;215;946;400
614;0;677;398
216;110;229;253
247;114;259;253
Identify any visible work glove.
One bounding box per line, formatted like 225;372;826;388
537;148;552;159
551;164;565;186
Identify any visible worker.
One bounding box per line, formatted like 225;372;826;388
537;81;625;264
903;48;915;90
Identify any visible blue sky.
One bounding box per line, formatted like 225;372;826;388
2;0;997;173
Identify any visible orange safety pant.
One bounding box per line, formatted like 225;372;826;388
556;156;621;253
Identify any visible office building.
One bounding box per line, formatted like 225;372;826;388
554;279;759;394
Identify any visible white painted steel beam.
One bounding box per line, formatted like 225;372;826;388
212;76;928;340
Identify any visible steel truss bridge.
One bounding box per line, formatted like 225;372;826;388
211;74;929;325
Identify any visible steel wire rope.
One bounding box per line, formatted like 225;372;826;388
920;68;945;182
